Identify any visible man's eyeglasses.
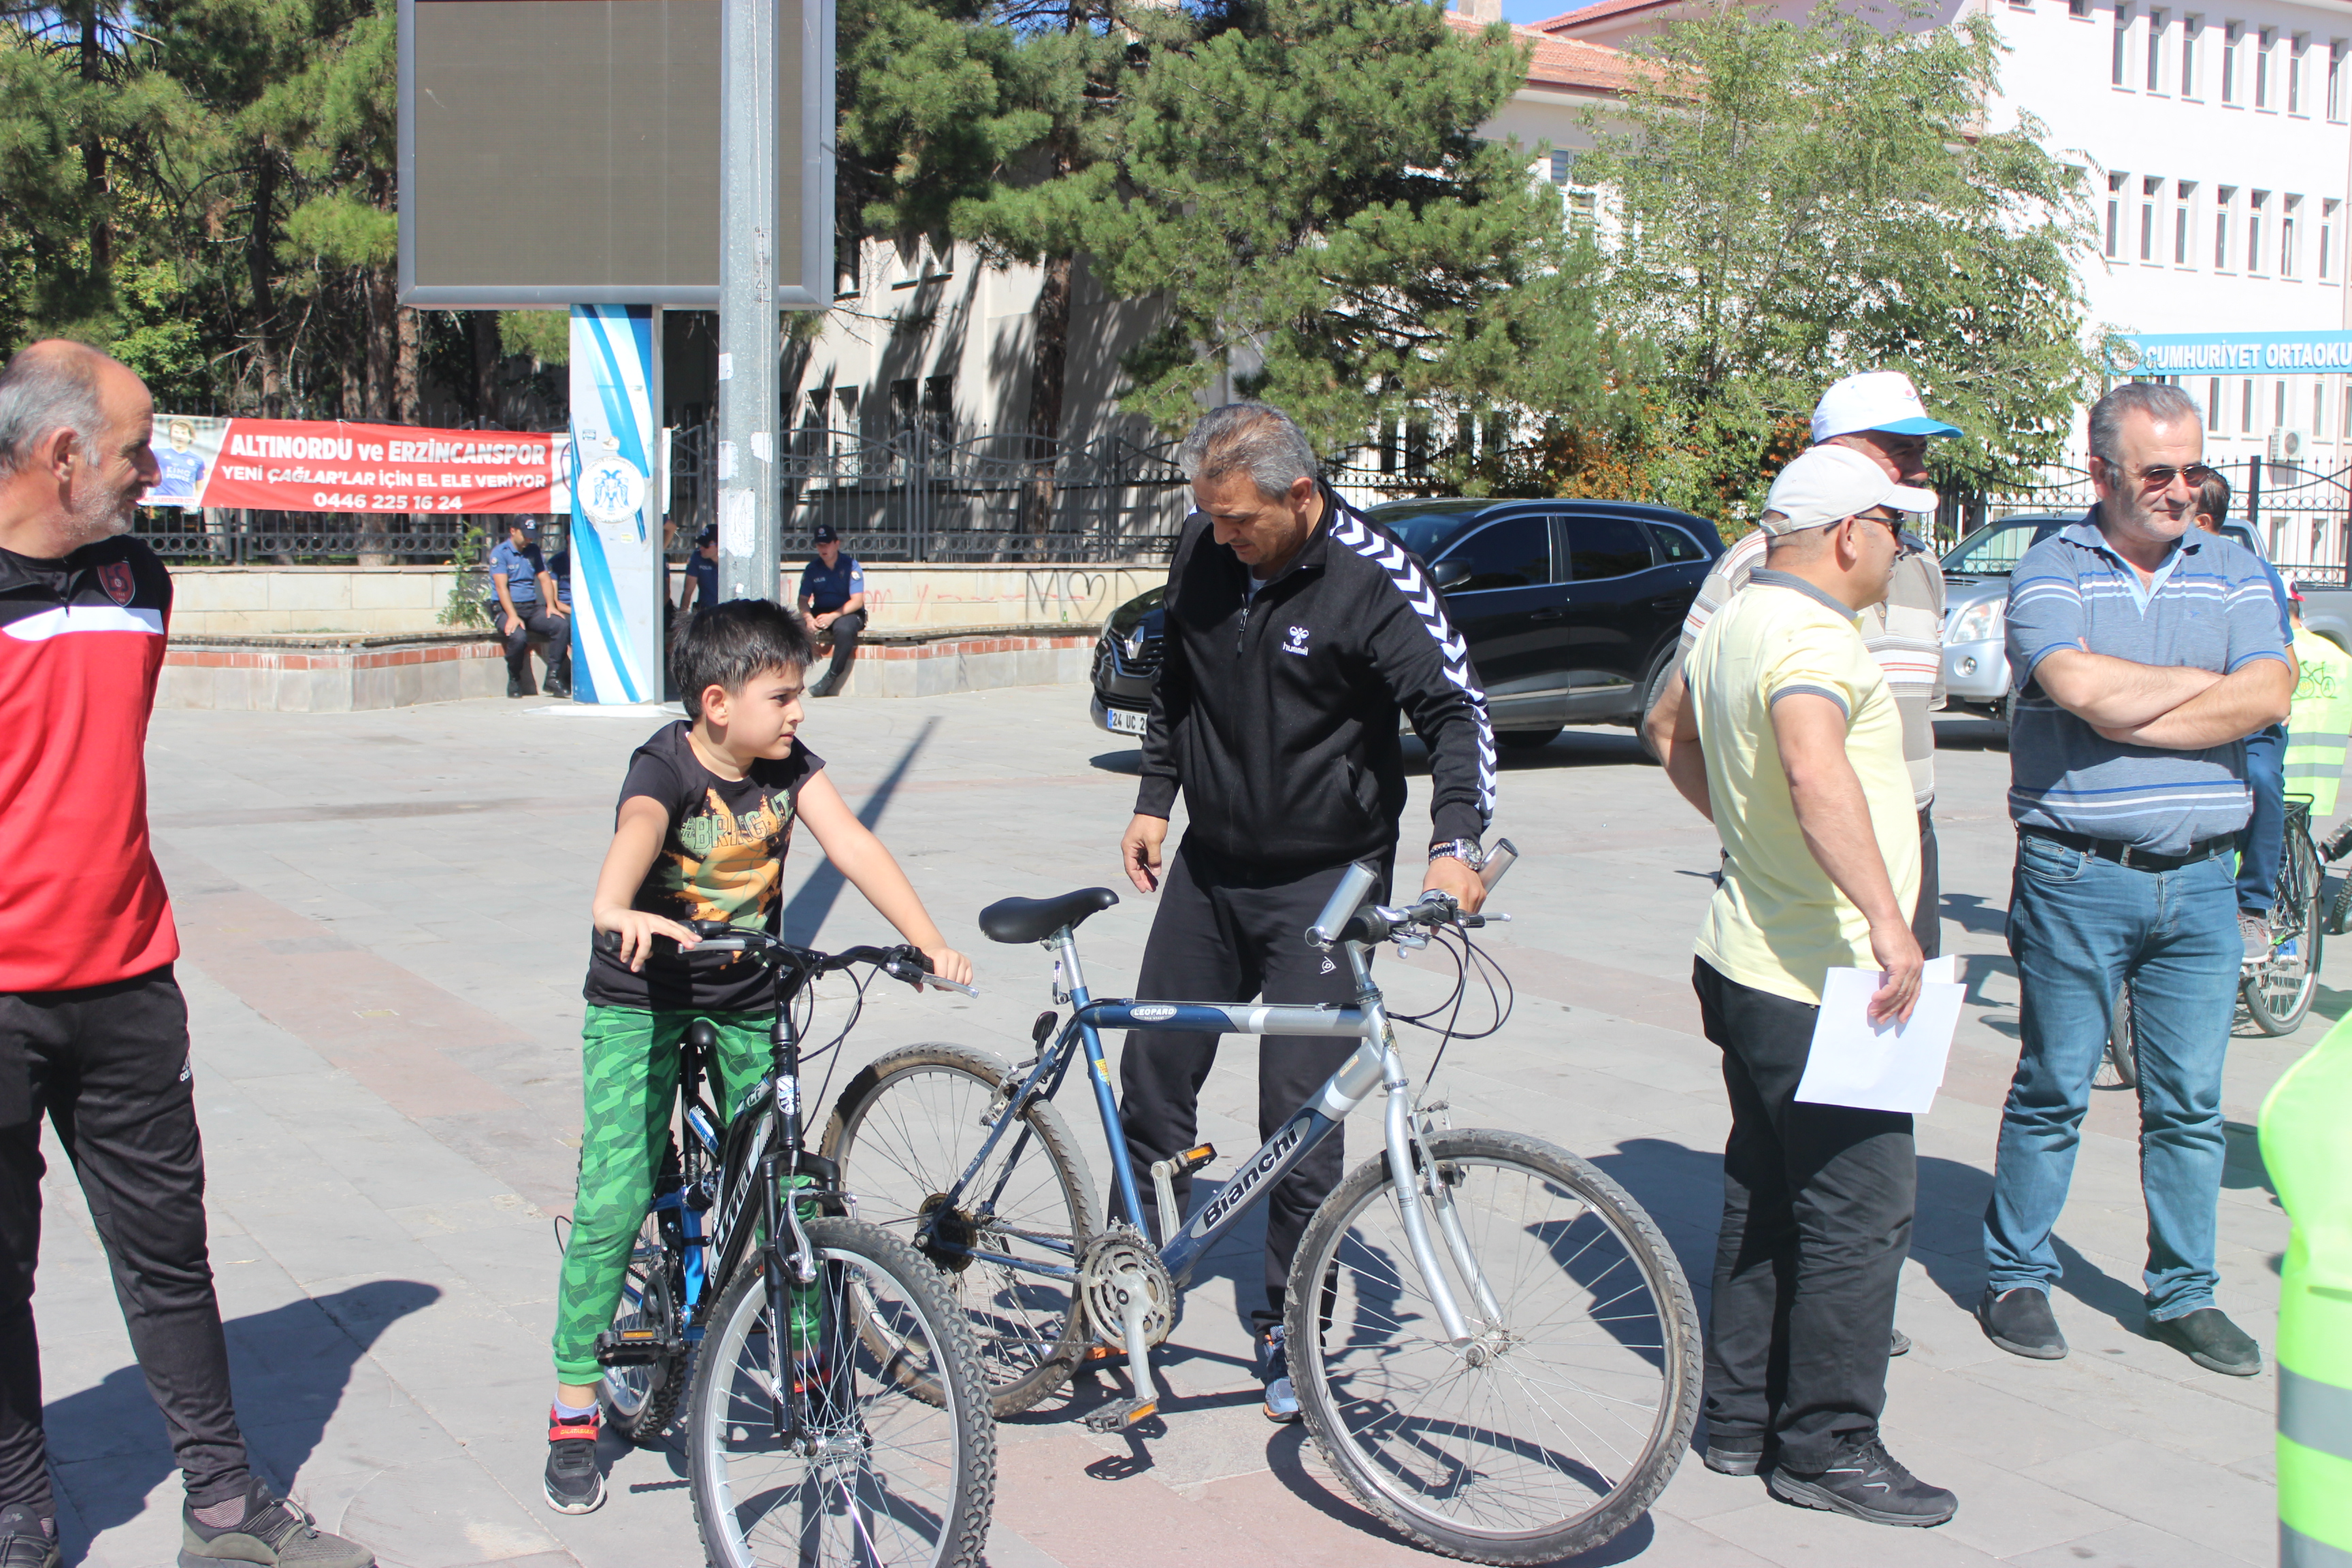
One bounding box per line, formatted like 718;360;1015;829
2099;459;2218;493
1852;509;1918;553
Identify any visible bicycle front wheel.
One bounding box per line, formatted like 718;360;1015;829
2246;828;2323;1035
1288;1129;1700;1566
823;1045;1099;1414
687;1217;994;1568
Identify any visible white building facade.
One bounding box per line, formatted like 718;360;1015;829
1539;0;2352;500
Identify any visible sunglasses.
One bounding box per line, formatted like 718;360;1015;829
2099;459;2219;492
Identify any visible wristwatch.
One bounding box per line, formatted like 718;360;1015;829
1428;838;1485;870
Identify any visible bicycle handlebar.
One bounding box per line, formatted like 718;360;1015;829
1306;882;1509;951
591;925;979;996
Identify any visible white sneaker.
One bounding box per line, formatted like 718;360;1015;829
2239;910;2272;969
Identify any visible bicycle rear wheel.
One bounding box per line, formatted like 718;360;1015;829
1288;1129;1700;1566
600;1205;689;1443
2097;985;2139;1091
2245;828;2323;1036
687;1217;994;1568
823;1045;1099;1414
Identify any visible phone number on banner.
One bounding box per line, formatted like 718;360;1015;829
312;493;472;511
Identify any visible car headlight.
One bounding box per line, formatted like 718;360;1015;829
1947;600;2003;644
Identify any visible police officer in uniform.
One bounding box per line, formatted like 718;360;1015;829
489;517;569;698
798;524;866;696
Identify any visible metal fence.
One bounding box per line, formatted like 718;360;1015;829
135;508;479;565
1965;457;2352;582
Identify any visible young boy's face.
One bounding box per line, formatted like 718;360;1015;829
702;664;806;758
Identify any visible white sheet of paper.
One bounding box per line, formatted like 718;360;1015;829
1793;961;1965;1115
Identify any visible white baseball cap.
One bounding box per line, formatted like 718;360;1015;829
1760;444;1940;534
1810;370;1962;442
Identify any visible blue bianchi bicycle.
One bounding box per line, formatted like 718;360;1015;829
820;862;1701;1564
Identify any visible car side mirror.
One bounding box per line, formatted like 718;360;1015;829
1428;558;1469;591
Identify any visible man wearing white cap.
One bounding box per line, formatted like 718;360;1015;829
1648;370;1958;957
1659;444;1959;1527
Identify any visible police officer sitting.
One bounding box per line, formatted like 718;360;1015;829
487;517;570;698
798;524;865;698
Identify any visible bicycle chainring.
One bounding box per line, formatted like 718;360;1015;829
1076;1226;1175;1351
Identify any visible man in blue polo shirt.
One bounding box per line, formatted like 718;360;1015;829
1982;382;2292;1379
798;524;865;697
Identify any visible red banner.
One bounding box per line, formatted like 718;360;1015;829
143;416;557;514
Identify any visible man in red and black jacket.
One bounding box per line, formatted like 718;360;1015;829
0;343;372;1568
1116;402;1497;1423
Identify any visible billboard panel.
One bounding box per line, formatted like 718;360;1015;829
397;0;833;308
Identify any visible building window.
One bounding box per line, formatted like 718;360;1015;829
2249;190;2267;271
2323;199;2340;280
2290;35;2308;112
2255;26;2273;106
2174;180;2196;263
2106;172;2127;257
2332;42;2349;120
2207;377;2223;430
1548;149;1575;185
2315;382;2327;438
2223;21;2240;101
2148;10;2168;88
2215;186;2235;267
2276;380;2288;430
2182;15;2200;92
834;236;862;298
2283;195;2300;277
2242;378;2254;432
2069;0;2090;14
2141;176;2161;259
2115;6;2133;84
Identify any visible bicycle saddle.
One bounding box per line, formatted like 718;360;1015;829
977;887;1120;945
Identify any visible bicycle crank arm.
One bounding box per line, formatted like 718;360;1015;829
1081;1271;1161;1433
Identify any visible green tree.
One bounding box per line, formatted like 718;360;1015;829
1577;4;2105;525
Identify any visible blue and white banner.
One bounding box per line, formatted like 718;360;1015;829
568;305;662;704
2116;330;2352;377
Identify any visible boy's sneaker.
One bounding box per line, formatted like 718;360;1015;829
1767;1436;1957;1527
0;1505;59;1568
1258;1326;1300;1423
180;1482;374;1567
544;1406;606;1514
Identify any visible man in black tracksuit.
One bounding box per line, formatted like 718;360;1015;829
1117;402;1496;1422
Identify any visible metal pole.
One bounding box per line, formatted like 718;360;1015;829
717;0;781;603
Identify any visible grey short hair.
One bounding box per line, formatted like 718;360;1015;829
1177;403;1318;502
2088;382;2202;468
0;343;108;477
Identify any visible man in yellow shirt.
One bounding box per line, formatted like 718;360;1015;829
1656;444;1954;1526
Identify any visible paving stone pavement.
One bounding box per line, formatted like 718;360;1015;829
30;688;2311;1567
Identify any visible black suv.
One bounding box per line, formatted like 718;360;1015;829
1090;497;1723;749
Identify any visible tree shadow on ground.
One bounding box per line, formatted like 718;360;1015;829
47;1279;440;1564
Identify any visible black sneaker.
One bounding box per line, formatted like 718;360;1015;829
180;1483;373;1567
1977;1286;2067;1359
1701;1436;1766;1476
543;674;571;700
1768;1436;1957;1527
2148;1307;2261;1376
0;1505;59;1568
544;1405;606;1514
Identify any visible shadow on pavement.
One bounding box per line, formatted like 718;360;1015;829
1941;891;2008;936
48;1279;440;1562
1088;749;1143;775
782;716;938;944
1262;1423;1659;1565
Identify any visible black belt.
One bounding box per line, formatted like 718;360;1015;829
2022;828;2232;872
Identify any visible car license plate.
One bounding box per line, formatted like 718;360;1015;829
1107;706;1148;736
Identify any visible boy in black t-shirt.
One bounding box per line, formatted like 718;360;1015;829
542;600;972;1516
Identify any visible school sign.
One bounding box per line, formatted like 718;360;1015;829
2116;330;2352;376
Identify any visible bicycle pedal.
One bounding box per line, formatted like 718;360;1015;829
593;1328;681;1367
1080;1342;1127;1365
1082;1396;1158;1433
1170;1143;1215;1179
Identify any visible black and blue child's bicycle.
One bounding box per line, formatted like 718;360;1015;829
821;855;1702;1565
586;925;996;1568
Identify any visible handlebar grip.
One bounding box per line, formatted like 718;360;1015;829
1307;861;1382;949
593;930;623;953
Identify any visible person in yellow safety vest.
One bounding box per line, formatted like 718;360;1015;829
2258;1010;2352;1566
2284;590;2352;817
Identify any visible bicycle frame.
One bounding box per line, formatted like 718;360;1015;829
918;890;1484;1350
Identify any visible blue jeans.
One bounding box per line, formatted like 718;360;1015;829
1984;833;2239;1320
2236;724;2286;913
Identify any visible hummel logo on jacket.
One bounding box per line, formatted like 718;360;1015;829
1134;485;1497;871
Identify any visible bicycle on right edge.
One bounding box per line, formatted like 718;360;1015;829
821;855;1703;1566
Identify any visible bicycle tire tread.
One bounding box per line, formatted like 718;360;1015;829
1288;1128;1701;1566
823;1043;1099;1416
687;1216;997;1568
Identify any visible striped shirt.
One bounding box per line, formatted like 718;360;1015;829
1681;528;1945;808
2006;513;2292;855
